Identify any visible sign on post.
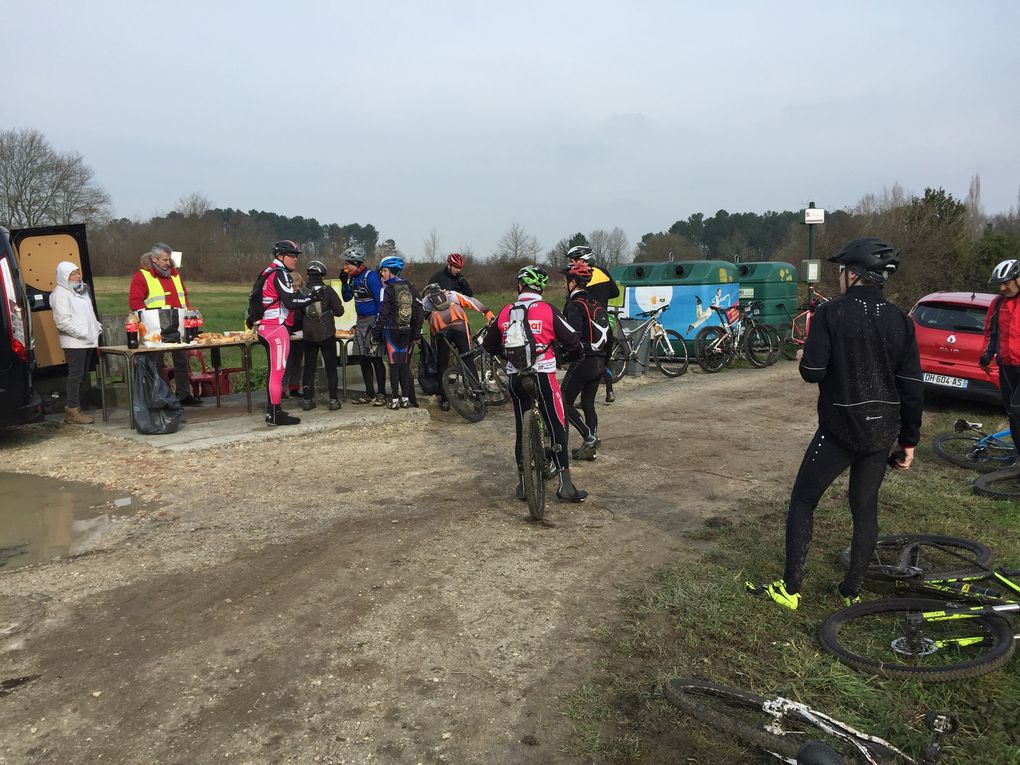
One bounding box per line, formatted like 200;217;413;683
804;207;825;225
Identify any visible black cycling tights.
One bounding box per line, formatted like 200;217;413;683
998;364;1020;452
562;355;604;442
509;372;569;473
784;430;889;597
359;356;386;397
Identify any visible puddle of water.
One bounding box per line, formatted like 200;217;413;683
0;473;138;571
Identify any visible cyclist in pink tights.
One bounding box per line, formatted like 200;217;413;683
257;240;315;426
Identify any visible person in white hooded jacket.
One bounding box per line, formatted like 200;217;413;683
50;261;103;424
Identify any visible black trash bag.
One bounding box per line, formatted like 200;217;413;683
132;355;185;435
418;338;440;395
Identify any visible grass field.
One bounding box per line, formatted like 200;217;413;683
560;400;1020;763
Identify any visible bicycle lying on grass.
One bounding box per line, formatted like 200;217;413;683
821;534;1020;681
663;677;958;764
607;304;689;382
437;325;509;423
694;300;778;372
932;419;1015;473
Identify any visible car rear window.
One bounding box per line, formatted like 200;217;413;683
913;301;988;333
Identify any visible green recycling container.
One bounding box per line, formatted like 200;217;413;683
735;262;797;332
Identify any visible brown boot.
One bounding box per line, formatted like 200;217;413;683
64;406;94;425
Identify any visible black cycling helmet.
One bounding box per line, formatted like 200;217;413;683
272;239;302;256
566;245;593;262
989;259;1020;285
306;260;327;277
828;238;899;284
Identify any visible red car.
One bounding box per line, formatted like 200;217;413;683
909;291;1000;404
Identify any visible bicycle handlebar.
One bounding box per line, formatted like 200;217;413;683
634;304;670;319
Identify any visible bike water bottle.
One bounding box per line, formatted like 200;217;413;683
125;313;139;349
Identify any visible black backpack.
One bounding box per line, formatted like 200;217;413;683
573;294;611;353
393;281;414;329
245;267;284;329
302;287;335;343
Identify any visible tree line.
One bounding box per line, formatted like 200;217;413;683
2;128;1019;304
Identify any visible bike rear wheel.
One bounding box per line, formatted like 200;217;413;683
652;329;689;377
743;325;772;368
818;597;1015;682
933;433;1016;472
695;326;731;373
609;341;628;383
440;366;486;422
521;408;546;520
782;327;801;361
760;323;783;366
662;678;904;763
839;533;992;581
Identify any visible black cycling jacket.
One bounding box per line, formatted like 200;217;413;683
799;286;923;452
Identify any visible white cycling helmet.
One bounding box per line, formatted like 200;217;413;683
989;259;1020;285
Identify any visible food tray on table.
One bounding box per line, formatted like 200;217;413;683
191;331;256;345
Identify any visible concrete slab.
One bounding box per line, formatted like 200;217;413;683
65;394;430;452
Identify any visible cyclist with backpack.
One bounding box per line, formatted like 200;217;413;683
339;247;388;406
372;256;424;409
482;265;587;503
746;239;923;610
566;245;620;403
253;240;316;426
421;282;495;411
561;261;610;460
299;260;345;411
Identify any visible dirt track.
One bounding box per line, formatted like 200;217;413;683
0;363;818;764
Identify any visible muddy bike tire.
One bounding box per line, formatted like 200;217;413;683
743;326;773;368
652;329;689;377
662;678;903;763
838;533;993;583
440;366;486;423
521;408;546;520
782;327;801;361
973;469;1020;501
695;326;732;373
932;433;1016;473
818;597;1015;682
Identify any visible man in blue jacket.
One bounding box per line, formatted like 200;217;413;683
340;247;387;405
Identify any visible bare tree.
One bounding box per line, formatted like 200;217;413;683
173;191;212;218
0;128;111;227
423;228;442;262
588;227;629;268
493;222;541;263
965;174;984;236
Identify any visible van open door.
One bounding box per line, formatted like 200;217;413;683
0;226;41;425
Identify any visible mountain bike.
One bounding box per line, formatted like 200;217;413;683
778;288;828;361
821;536;1020;681
438;325;509;423
932;419;1015;473
663;678;957;764
694;300;775;372
607;304;688;382
518;370;558;521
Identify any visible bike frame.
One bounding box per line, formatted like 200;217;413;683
616;306;669;364
781;287;828;347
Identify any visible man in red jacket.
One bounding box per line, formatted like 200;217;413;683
981;259;1020;457
128;243;202;406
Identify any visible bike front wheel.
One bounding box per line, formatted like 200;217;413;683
662;678;905;763
695;326;731;373
818;597;1016;682
652;330;689;377
743;325;773;368
933;433;1016;473
521;409;546;520
480;354;510;405
440;366;486;423
759;323;783;366
609;341;628;383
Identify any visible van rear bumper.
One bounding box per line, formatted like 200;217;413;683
0;391;43;426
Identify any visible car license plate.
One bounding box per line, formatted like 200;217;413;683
923;372;969;389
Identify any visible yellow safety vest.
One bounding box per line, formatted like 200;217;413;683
140;269;188;309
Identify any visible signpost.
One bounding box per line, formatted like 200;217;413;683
802;201;825;261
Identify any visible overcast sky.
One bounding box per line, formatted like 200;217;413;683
7;1;1019;258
